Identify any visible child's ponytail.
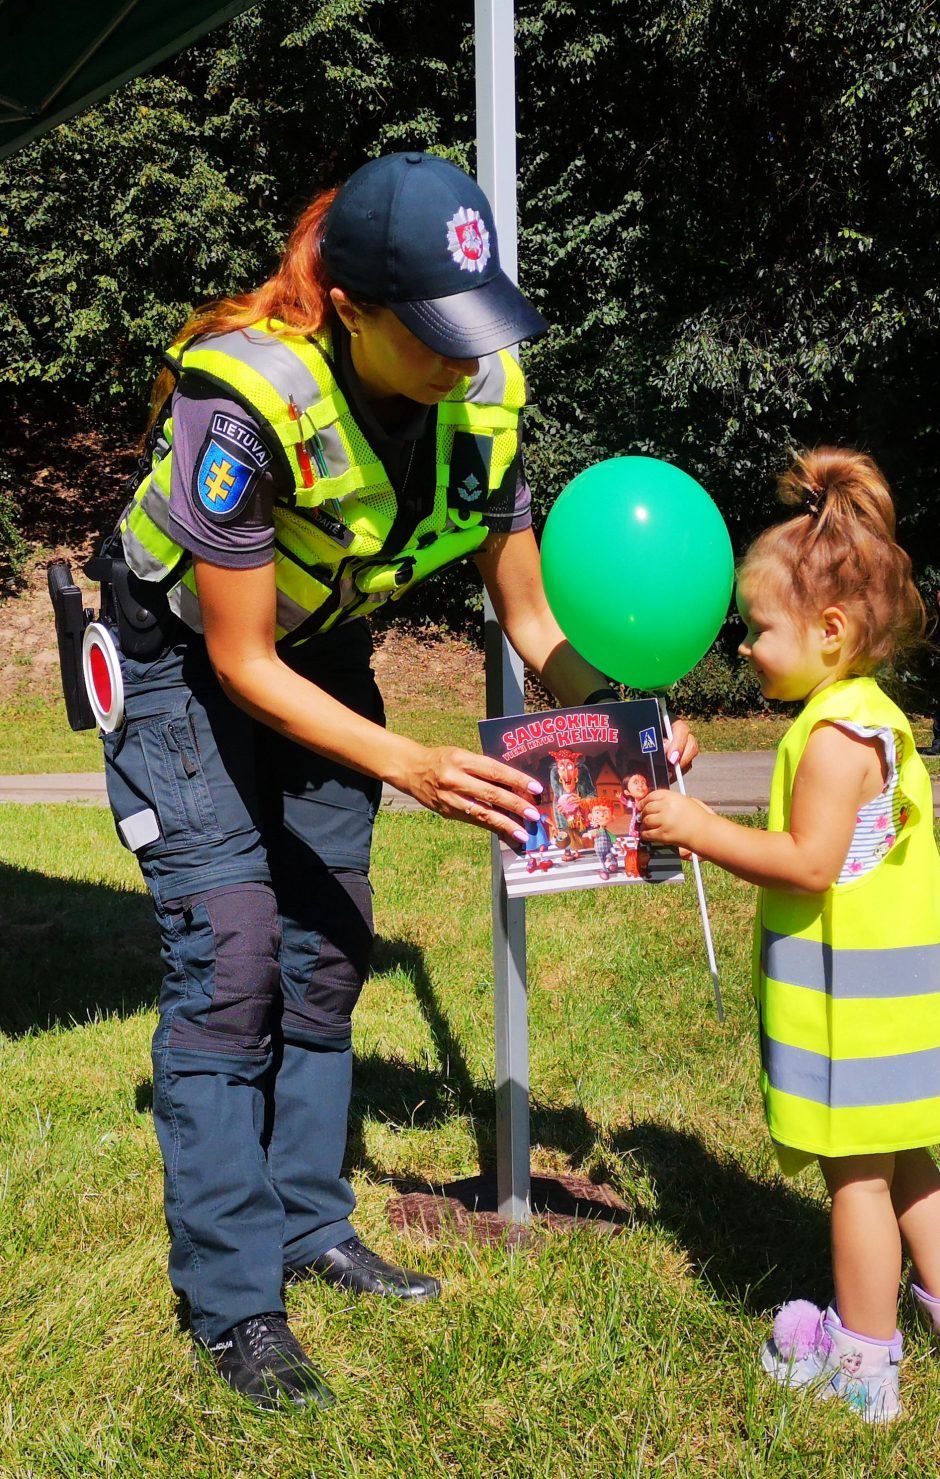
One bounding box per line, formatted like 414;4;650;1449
777;447;898;546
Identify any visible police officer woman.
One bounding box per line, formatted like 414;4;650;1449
103;152;695;1410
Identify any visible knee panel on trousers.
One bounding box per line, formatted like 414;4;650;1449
278;869;374;1045
165;882;281;1056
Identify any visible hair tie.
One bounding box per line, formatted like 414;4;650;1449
803;486;823;518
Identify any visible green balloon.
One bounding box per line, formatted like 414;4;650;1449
541;456;734;690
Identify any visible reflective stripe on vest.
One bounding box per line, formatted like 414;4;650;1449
757;676;940;1159
120;322;525;642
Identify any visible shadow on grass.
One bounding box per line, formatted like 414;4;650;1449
110;927;595;1182
0;862;160;1035
348;933;597;1179
613;1120;831;1312
2;864;830;1301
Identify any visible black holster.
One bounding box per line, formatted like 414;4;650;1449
85;535;176;661
47;560;96;731
48;536;178;731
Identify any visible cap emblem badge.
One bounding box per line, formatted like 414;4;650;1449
447;207;491;274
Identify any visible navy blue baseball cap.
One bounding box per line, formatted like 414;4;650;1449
322;152;548;359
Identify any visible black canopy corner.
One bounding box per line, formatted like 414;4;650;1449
0;0;259;162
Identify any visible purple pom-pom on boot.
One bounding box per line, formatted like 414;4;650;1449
761;1299;832;1387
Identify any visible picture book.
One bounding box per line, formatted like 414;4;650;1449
478;699;684;899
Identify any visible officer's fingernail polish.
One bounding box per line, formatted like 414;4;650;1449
523;806;541;822
669;750;680;765
513;829;528;843
527;780;543;794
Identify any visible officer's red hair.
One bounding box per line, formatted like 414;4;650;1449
147;188;340;425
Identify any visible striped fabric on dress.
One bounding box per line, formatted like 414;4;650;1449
834;723;908;885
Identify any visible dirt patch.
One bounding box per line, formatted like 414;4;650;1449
6;403;139;565
1;405;138;704
371;624;484;715
0;403;487;713
0;555;485;712
0;560;83;704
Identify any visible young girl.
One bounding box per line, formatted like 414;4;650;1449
641;447;940;1423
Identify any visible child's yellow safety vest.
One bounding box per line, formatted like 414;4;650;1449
757;676;940;1169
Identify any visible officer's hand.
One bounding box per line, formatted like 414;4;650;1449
666;718;698;774
403;746;544;846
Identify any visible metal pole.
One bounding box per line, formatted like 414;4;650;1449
475;0;531;1223
658;700;725;1023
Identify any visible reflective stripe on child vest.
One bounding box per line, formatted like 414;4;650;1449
119;321;525;643
757;676;940;1157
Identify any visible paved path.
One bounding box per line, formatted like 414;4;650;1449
0;770;423;810
2;756;939;814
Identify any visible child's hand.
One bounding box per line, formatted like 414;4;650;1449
640;790;714;851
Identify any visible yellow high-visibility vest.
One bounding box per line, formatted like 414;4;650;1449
757;676;940;1170
119;320;525;644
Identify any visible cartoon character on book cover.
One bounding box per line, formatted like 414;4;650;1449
478;700;683;899
549;748;595;859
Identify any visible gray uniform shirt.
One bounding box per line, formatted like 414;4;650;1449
166;325;532;570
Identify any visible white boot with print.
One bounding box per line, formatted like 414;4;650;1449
817;1306;902;1424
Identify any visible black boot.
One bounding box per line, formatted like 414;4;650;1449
287;1235;441;1299
199;1312;336;1411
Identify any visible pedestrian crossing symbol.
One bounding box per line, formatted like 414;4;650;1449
639;727;658;753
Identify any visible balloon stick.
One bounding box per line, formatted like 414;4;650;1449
658;700;725;1024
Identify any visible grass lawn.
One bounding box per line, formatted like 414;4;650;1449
0;687;102;774
3;798;940;1477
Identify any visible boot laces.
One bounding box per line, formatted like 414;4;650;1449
243;1313;305;1365
338;1235;383;1267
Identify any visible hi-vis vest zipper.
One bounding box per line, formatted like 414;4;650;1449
757;676;940;1168
119;321;526;645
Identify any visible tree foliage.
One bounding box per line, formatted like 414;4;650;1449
0;1;467;407
515;0;940;562
2;0;939;697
